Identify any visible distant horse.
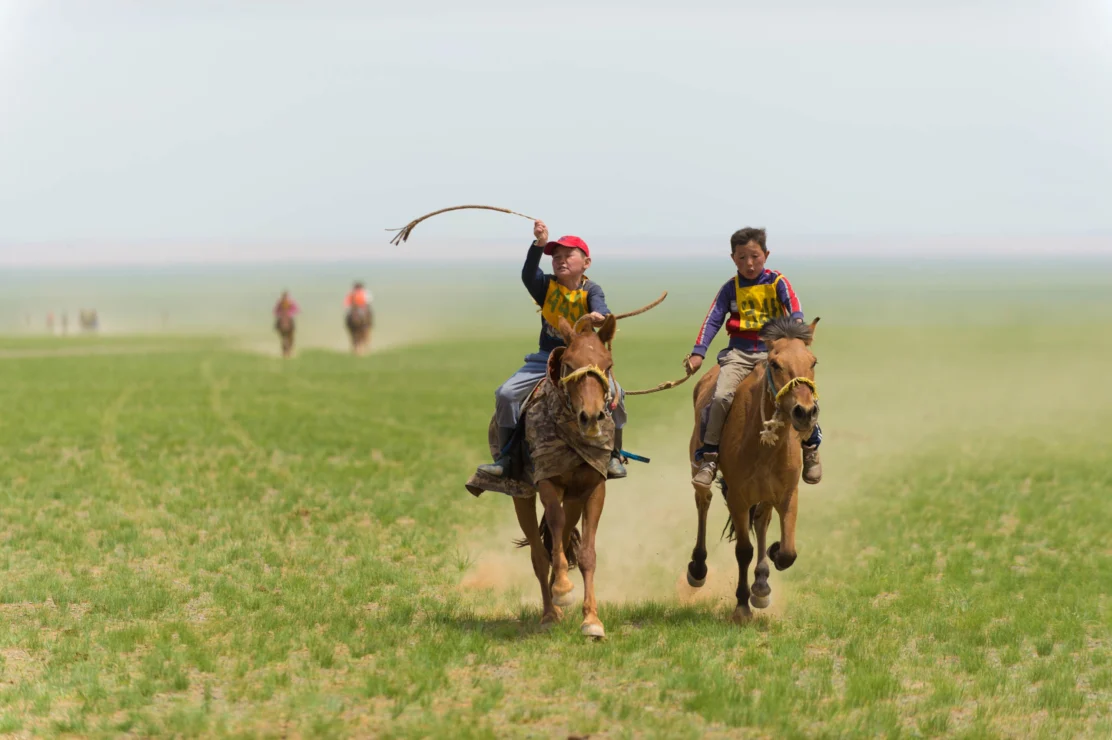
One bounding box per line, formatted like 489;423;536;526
685;317;821;622
467;315;619;638
346;306;373;355
275;313;295;358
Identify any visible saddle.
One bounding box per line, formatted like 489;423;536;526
465;348;613;498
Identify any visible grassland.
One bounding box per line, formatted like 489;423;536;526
1;264;1111;738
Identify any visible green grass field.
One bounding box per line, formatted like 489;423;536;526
1;263;1111;738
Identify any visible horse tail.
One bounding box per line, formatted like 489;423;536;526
516;515;579;570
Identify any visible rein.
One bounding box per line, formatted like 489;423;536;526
760;364;819;446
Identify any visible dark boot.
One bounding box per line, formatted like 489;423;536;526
477;426;515;478
607;429;627;479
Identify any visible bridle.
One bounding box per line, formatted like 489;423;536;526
559;363;615;416
765;365;819;405
759;361;819;446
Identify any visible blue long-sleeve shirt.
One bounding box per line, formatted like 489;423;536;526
522;242;609;355
692;269;804;356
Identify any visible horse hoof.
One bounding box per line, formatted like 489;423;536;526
540;606;564;627
686;568;706;588
731;606;753;624
552;586;576;608
750;594;771;610
581;622;605;639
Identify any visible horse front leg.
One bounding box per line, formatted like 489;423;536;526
578;477;606;638
750;504;774;609
768;486;799;571
513;495;561;625
724;491;754;623
687;482;713;587
538;479;574;607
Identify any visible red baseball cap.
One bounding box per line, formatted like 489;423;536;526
543;235;590;258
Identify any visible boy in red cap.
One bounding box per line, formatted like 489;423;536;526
477;220;628;479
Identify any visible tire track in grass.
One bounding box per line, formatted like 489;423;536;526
201;359;261;455
200;359;297;487
100;382;153;488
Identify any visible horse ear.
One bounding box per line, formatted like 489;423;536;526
573;315;595;335
597;314;617;345
557;317;576;345
806;317;820;345
547;347;566;384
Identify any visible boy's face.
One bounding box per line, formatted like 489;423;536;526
551;246;590;281
731;240;768;280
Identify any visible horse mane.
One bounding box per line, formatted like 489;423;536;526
759;316;812;344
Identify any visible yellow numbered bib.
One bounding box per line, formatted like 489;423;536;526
540;279;590;334
734;275;785;331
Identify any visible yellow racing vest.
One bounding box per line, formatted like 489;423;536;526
540;278;590;335
734;274;786;332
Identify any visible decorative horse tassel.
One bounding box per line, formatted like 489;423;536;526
759;377;784;445
760;414;784;446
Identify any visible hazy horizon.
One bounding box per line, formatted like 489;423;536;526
0;233;1109;268
2;1;1110;265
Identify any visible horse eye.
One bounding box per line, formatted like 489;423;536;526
769;361;781;371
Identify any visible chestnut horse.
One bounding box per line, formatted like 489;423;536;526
512;314;618;638
685;317;820;622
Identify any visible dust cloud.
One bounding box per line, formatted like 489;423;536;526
458;426;814;615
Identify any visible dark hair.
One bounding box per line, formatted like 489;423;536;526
353;281;364;289
730;228;767;254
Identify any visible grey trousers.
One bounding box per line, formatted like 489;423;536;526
494;351;627;431
704;348;766;446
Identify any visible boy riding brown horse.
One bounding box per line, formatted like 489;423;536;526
686;316;821;623
468;313;620;638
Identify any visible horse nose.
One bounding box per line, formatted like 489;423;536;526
792;405;809;423
579;410;590;426
810;404;820;422
596;410;606;422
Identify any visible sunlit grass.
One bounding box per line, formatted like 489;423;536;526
0;305;1109;736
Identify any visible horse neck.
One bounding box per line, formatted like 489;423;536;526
737;369;794;454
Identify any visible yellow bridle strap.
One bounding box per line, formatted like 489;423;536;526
774;376;819;404
560;364;609;389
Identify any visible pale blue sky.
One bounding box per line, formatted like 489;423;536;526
1;0;1110;264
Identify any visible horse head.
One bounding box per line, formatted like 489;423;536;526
554;314;616;439
760;317;821;436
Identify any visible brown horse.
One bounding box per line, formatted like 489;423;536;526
685;317;820;622
346;306;373;354
275;313;295;358
511;314;618;638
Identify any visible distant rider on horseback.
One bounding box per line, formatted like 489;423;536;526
344;281;373;325
274;290;300;327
